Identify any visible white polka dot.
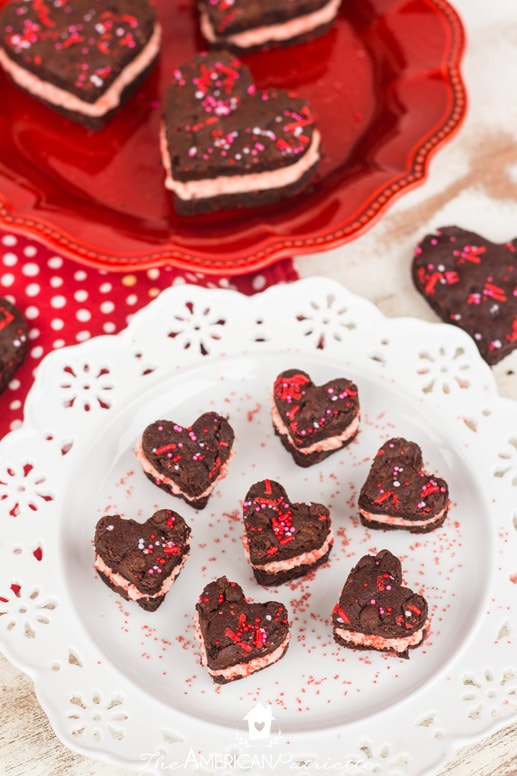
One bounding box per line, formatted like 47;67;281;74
28;328;40;340
26;283;40;297
9;399;22;411
100;300;115;314
126;294;138;306
30;345;44;360
23;245;37;258
252;274;267;291
2;252;18;267
50;276;64;288
172;277;186;286
100;282;112;293
48;256;63;269
76;330;91;342
22;262;40;277
25;306;40;320
147;268;160;280
74;270;87;282
9;378;21;390
76;308;91;322
103;322;116;333
51;318;64;331
24;304;39;321
51;295;67;309
52;339;65;349
74;289;88;302
2;234;17;247
1;273;15;287
10;419;22;432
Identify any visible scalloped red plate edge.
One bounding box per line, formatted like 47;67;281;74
0;0;466;275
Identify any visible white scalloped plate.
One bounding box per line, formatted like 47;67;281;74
0;279;515;776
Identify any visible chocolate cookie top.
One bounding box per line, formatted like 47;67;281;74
0;0;157;102
412;225;517;365
0;297;28;395
196;576;289;670
243;479;331;564
163;50;319;182
272;368;360;450
198;0;335;37
332;549;428;639
95;509;191;595
140;411;235;499
358;437;449;521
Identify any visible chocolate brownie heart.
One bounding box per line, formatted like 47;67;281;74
0;297;28;395
136;411;235;509
358;437;449;533
94;509;191;611
332;549;430;658
243;479;333;585
161;50;321;214
195;576;290;683
271;368;360;466
0;0;161;129
412;225;517;365
198;0;342;52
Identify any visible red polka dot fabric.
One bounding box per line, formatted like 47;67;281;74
0;229;298;440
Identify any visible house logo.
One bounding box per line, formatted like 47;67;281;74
243;702;275;741
234;702;283;749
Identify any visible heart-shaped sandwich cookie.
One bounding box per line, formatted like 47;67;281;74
332;549;430;657
271;369;360;466
243;479;333;584
0;0;161;129
136;411;235;509
195;576;290;683
358;437;449;533
198;0;342;52
0;297;28;395
94;509;191;611
412;225;517;365
161;50;321;215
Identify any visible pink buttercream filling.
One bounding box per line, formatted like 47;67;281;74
95;551;187;602
160;124;320;201
0;22;161;117
200;0;341;48
334;619;430;653
359;505;448;528
244;530;333;574
271;398;360;455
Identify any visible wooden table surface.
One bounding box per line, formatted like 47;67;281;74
1;0;516;773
